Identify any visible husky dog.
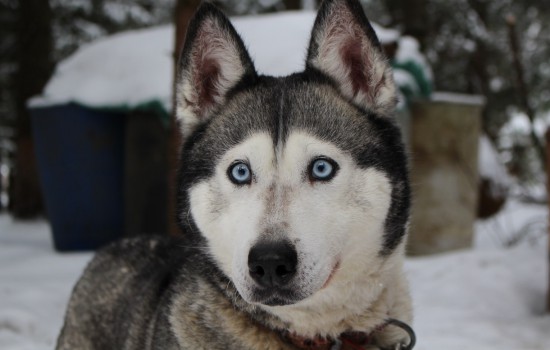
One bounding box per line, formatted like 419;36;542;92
56;0;414;349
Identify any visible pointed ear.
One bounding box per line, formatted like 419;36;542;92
176;3;257;138
306;0;397;116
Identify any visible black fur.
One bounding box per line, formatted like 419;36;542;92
177;74;410;257
57;1;411;348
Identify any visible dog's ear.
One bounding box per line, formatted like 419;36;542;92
176;2;256;138
306;0;397;116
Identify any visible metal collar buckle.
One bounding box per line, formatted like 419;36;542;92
384;318;416;350
329;318;416;350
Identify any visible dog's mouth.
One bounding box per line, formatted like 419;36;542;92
322;260;340;289
250;287;303;306
249;260;341;306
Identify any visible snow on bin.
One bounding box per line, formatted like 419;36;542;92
29;26;172;251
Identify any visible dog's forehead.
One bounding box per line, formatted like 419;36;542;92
205;76;382;152
186;74;408;190
182;76;409;255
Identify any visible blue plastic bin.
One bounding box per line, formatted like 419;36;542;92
31;103;125;251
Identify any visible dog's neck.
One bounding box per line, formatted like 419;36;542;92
199;244;411;346
259;254;411;340
281;318;415;350
262;280;390;339
281;326;386;350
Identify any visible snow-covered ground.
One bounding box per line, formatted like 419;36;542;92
0;218;92;350
1;200;548;350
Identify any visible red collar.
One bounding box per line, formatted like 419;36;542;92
280;318;416;350
281;326;385;350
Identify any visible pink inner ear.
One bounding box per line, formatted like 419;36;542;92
340;36;388;106
310;0;396;114
340;38;370;97
196;57;221;109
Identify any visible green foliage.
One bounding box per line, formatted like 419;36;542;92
363;0;550;183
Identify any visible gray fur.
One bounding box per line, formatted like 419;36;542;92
56;0;412;349
57;237;293;349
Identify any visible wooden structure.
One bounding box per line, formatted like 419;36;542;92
408;92;484;255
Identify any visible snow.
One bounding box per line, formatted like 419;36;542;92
0;216;92;350
500;111;550;142
29;25;174;112
393;69;420;95
409;199;549;350
431;91;486;106
232;12;398;76
29;11;405;112
395;36;433;82
232;12;315;77
408;245;549;350
478;135;511;196
1;199;549;350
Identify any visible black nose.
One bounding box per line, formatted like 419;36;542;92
248;241;297;288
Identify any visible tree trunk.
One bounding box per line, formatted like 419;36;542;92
12;0;54;218
168;0;201;235
384;0;428;49
546;128;550;312
283;0;301;10
506;15;546;168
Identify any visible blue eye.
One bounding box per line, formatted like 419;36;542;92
228;162;252;185
309;157;338;181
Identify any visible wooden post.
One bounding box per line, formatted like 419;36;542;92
12;0;54;217
546;128;550;312
506;14;545;169
283;0;301;10
167;0;201;235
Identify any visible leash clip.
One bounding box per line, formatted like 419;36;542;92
384;318;416;350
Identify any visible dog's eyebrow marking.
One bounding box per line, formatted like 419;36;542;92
275;89;285;156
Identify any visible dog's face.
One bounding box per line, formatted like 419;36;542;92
176;0;409;308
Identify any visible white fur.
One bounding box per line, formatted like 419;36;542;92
189;133;274;281
188;131;411;337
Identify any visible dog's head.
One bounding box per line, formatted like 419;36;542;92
175;0;410;308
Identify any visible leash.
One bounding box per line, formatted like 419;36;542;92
281;317;416;350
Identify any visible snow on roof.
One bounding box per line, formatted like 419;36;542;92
431;92;486;106
29;11;402;112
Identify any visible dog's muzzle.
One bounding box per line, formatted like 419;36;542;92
247;240;298;305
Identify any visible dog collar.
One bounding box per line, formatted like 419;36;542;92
280;318;416;350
